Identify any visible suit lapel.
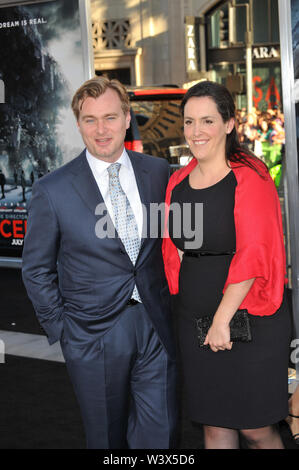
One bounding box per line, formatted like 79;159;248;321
69;151;105;215
69;150;152;258
69;151;139;259
127;151;151;250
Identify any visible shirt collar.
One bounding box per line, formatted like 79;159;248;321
85;147;132;177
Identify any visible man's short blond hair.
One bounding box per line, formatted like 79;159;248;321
71;76;130;120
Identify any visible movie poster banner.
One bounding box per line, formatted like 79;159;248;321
0;0;92;255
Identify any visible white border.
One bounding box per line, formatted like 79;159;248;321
278;0;299;376
79;0;94;80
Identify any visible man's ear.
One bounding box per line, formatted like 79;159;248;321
125;111;131;130
76;119;82;133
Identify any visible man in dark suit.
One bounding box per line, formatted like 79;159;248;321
22;77;177;449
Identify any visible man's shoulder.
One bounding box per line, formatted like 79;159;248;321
128;150;169;172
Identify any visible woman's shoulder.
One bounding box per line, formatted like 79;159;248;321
230;154;279;207
230;155;270;182
168;157;197;188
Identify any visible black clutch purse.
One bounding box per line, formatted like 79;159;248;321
196;309;252;348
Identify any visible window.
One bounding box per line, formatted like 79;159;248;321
207;0;280;48
92;19;131;51
235;3;247;44
252;0;279;43
95;68;131;85
207;1;229;48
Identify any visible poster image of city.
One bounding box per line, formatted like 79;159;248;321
0;0;87;252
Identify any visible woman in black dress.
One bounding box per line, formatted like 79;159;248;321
163;81;291;449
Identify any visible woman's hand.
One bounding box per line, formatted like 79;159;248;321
203;319;233;352
203;278;255;352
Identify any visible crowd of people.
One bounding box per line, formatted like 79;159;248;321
236;106;285;187
236;106;285;148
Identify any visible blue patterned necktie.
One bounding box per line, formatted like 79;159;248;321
107;162;141;302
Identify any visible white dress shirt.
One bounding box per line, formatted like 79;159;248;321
86;148;143;239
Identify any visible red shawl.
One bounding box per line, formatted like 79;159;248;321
162;156;287;316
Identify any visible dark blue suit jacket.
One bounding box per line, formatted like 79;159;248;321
22;150;175;358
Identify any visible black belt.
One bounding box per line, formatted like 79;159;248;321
126;298;141;306
184;251;235;258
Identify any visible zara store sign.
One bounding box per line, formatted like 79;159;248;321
186;24;197;72
185;17;200;74
252;46;280;59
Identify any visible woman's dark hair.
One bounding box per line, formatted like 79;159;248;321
180;80;266;175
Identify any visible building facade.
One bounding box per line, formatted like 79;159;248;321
91;0;281;110
91;0;187;86
202;0;281;111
